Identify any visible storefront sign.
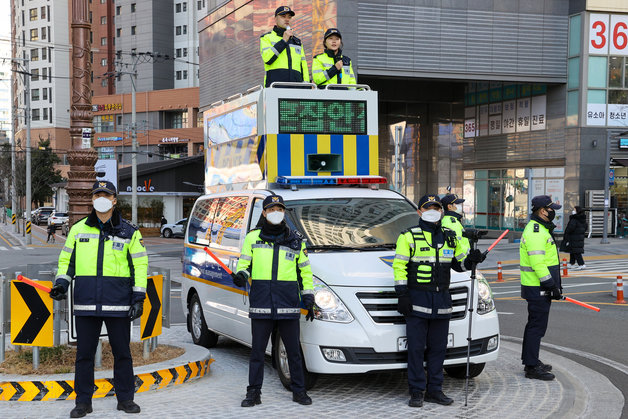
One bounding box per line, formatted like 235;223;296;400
92;103;122;112
589;14;628;56
530;95;546;131
619;138;628;149
478;105;489;136
97;136;123;142
161;137;189;143
502;100;516;134
607;104;628;127
516;99;531;132
488;115;501;135
126;179;155;192
586;104;607;126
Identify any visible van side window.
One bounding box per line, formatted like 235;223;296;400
212;196;248;250
187;197;220;245
248;198;264;231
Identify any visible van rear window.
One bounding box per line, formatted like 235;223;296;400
285;198;419;247
187;196;248;249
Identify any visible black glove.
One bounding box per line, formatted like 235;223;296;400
49;284;67;301
303;294;315;322
232;271;247;288
550;287;562;301
397;294;413;316
467;249;487;264
128;301;144;320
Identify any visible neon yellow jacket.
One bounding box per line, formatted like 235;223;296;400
55;210;148;317
260;27;310;87
236;228;313;319
441;211;470;250
312;50;356;86
520;217;561;299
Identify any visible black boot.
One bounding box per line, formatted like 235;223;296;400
116;400;141;414
538;361;552;372
525;365;555;380
292;391;312;405
424;390;454;405
70;404;93;418
408;392;423;407
241;389;262;407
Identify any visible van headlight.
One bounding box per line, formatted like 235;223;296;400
312;277;354;323
476;272;495;315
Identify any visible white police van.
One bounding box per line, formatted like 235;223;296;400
180;84;499;389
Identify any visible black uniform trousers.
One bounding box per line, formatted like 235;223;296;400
248;318;305;393
406;315;449;394
521;298;551;367
75;316;134;405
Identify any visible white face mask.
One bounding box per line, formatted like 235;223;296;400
266;211;285;225
421;209;442;223
572;210;576;215
93;196;114;213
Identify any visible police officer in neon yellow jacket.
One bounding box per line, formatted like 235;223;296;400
393;194;484;408
440;193;470;251
519;195;562;381
312;28;357;87
49;181;147;417
260;6;310;87
234;194;314;407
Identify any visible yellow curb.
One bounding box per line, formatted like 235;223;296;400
0;357;214;401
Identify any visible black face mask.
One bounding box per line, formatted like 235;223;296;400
545;209;556;222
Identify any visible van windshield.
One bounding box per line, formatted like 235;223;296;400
285;197;419;248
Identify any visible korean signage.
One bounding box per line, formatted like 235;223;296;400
81;128;92;149
92;103;122;112
97;136;123;142
161;137;189;143
589;14;628;56
464;96;546;138
587;104;628;126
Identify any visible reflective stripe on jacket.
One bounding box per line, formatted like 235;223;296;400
520;218;560;300
236;228;313;319
312;52;356;86
260;28;310;87
55;210;148;317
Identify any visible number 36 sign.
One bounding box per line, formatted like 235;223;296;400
589;14;628;55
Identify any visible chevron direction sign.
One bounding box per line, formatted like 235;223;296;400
140;274;163;340
10;280;53;347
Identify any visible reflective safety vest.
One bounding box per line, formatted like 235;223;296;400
393;225;469;318
312;51;356;86
520;218;561;300
441;211;470;251
236;228;314;319
260;28;310;87
55;211;148;317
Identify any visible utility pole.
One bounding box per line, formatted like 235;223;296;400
11;129;16;233
131;63;137;225
24;57;31;245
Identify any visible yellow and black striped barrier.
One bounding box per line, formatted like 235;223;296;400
25;221;31;234
11;214;16;224
0;358;213;401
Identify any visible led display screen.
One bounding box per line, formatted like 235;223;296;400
278;99;366;135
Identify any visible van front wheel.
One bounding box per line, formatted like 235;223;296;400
273;331;318;391
189;293;218;348
444;363;485;379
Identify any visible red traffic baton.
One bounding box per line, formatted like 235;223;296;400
203;246;233;275
17;274;52;293
563;296;600;312
482;229;510;256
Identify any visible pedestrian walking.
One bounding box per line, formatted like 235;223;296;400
233;194;315;407
260;6;310;87
393;194;485;408
160;215;167;227
47;222;57;243
312;28;356;87
49;181;148;417
562;206;587;270
519;195;562;381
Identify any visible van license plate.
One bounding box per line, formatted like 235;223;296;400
397;334;454;352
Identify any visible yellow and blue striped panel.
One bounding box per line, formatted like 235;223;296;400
264;134;378;181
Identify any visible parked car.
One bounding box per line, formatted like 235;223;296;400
34;208;55;225
161;218;187;238
62;220;70;236
48;211;69;226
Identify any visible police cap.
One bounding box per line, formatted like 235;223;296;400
418;194;442;209
275;6;295;16
92;180;117;196
263;194;286;210
324;28;342;41
441;193;465;207
531;195;561;212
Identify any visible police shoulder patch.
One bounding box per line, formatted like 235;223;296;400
533;224;539;232
450;217;456;222
139;238;145;248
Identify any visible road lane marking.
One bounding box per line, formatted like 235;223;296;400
0;231;14;247
497;312;514;315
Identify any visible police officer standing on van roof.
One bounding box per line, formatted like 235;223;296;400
260;6;310;87
519;195;562;381
312;28;357;87
49;181;148;417
233;194;315;407
441;194;470;251
393;194;485;408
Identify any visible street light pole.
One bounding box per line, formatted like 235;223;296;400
602;129;611;244
24;57;31;245
131;65;137;225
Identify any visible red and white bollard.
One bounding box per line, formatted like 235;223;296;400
497;261;504;282
562;258;569;277
615;276;626;304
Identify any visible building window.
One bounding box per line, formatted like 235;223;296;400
183;48;187;57
183;2;187;11
31;89;40;101
116;6;121;15
176;48;181;58
48;88;52;102
101;16;106;24
101;37;107;45
197;1;202;10
32;109;40;121
41;26;46;40
30;28;38;41
101;58;107;66
131;3;136;12
176;3;181;13
47;6;50;22
40;6;46;19
175;26;181;35
47;27;51;42
116;28;121;37
30;48;38;61
183;70;187;79
41;47;47;60
29;8;37;21
93;115;115;133
101;78;108;87
43;88;48;100
43;108;48;120
176;71;182;80
31;68;39;81
101;0;106;3
49;107;52;122
131;26;136;35
89;11;92;23
183;25;187;35
164;111;187;129
42;68;47;80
